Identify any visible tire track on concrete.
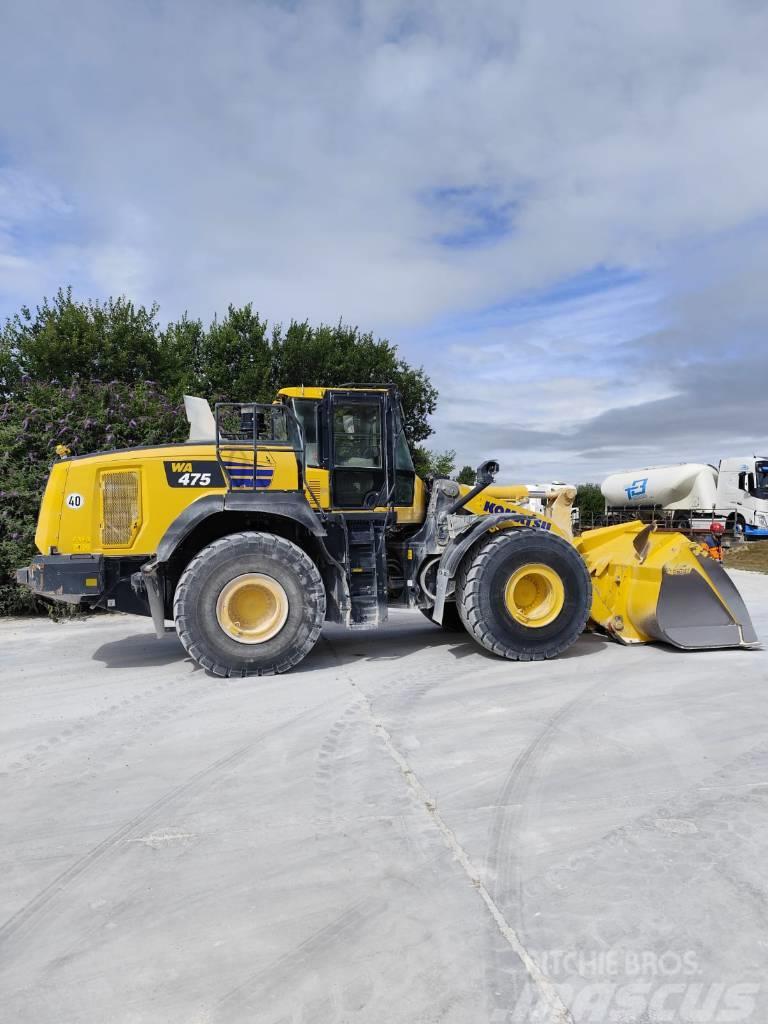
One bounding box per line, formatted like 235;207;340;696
0;702;331;954
313;696;369;829
313;664;426;831
4;670;230;777
215;895;386;1021
360;656;458;860
483;677;612;1020
322;636;574;1024
313;645;455;836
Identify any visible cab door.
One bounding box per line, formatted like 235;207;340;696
327;392;389;509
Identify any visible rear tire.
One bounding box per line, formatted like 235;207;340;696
174;531;326;677
419;603;465;632
456;530;591;661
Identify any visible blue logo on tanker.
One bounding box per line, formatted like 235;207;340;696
483;500;552;531
624;477;648;500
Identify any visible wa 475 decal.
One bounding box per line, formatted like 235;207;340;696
163;460;225;488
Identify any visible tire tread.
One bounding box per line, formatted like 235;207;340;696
173;531;325;677
456;530;591;661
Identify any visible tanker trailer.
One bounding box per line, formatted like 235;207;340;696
601;464;718;529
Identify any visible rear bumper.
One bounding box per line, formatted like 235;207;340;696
16;555;105;605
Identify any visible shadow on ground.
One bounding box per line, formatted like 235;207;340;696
315;628;610;666
92;620;610;672
92;631;187;669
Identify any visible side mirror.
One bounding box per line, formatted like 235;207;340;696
445;459;500;515
475;459;499;487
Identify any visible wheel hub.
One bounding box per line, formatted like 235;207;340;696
216;573;289;644
504;563;565;627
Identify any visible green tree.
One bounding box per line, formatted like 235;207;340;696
158;314;207;397
455;465;475;485
1;288;164;398
2;296;438;446
413;448;456;478
189;304;273;402
161;307;438;446
575;483;605;525
270;318;437;444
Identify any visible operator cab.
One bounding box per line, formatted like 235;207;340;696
278;385;416;510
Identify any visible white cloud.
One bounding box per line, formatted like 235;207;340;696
1;0;767;478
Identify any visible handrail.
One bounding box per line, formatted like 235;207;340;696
214;401;305;492
213;401;326;517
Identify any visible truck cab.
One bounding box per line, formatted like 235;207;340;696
716;457;768;537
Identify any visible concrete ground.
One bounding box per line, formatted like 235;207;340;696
1;571;767;1024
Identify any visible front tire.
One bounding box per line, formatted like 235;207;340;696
726;513;746;537
456;530;591;661
174;531;326;677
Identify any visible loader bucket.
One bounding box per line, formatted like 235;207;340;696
574;521;758;650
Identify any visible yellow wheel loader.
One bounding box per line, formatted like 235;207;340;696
17;385;757;676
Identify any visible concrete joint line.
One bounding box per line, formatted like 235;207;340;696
355;689;573;1024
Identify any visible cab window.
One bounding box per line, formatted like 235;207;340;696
752;461;768;498
394;426;415;505
332;403;382;468
292;399;320;467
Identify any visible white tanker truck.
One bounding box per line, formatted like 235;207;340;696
601;456;768;537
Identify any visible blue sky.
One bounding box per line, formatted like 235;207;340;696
2;0;768;481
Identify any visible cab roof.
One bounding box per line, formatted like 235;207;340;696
277;385;395;400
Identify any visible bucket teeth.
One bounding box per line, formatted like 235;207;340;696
632;523;654;562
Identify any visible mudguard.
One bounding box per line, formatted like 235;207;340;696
155;491;325;564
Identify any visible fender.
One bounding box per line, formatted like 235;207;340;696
432;512;552;624
155;491;325;564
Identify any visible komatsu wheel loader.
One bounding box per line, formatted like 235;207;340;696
17;385;757;676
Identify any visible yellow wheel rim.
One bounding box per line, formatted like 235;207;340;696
216;573;289;644
504;563;565;628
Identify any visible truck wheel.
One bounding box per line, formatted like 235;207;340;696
726;513;745;537
174;531;326;677
419;603;465;632
456;530;591;661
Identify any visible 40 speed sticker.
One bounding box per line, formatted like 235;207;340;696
66;493;85;509
163;460;225;488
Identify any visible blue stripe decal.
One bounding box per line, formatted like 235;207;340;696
222;462;274;488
